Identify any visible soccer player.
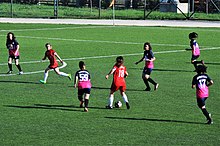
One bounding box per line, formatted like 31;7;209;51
39;43;71;84
74;61;92;112
189;32;204;70
192;65;213;124
105;56;130;109
135;42;159;91
6;32;23;75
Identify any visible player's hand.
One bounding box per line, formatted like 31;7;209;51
105;75;109;79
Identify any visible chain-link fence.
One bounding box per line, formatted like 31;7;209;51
0;0;219;20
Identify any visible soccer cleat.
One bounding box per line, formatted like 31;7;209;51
7;71;12;74
39;80;46;84
126;102;130;109
206;114;213;125
68;74;72;80
18;71;23;75
106;105;113;109
84;107;88;112
154;83;159;91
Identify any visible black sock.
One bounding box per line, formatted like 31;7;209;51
16;64;22;72
78;96;83;102
202;108;210;120
148;78;157;85
143;79;150;89
8;63;12;71
84;99;89;108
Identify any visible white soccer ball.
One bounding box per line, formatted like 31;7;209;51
115;101;122;108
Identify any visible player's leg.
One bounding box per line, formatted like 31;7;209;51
78;89;84;108
197;98;212;124
106;84;116;109
54;68;72;80
120;89;130;109
84;90;90;112
7;57;13;74
15;58;23;74
40;67;50;84
142;73;151;91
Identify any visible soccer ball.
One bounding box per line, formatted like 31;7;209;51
115;101;122;108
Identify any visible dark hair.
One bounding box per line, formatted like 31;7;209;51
143;42;152;50
45;43;51;48
79;61;85;69
189;32;198;39
116;56;124;64
196;65;207;74
7;32;16;40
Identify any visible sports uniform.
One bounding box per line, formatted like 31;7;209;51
45;49;59;69
143;50;154;75
75;70;92;94
110;64;127;92
190;39;200;61
6;39;20;59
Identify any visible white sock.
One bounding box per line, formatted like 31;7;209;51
109;94;114;107
122;92;128;103
59;72;68;77
44;72;49;82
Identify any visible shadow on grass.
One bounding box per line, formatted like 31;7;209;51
91;86;145;92
128;68;192;73
4;104;107;112
0;80;40;84
105;116;205;125
204;62;220;65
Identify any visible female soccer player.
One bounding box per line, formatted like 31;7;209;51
135;42;159;91
39;43;71;84
6;32;23;74
192;65;213;124
189;32;204;70
105;56;130;109
74;61;92;112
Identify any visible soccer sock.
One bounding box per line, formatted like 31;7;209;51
192;61;198;69
84;99;89;108
8;63;12;71
59;72;68;77
122;93;128;103
148;78;157;85
202;108;211;120
44;72;49;82
78;96;83;102
109;94;114;107
16;64;22;72
143;79;150;89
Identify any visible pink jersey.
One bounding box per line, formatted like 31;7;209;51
192;74;211;98
191;40;200;56
75;70;92;89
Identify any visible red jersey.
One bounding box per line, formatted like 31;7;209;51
45;49;58;69
110;64;127;92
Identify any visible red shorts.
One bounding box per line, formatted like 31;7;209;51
48;63;58;69
110;83;126;92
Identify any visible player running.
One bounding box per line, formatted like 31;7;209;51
39;43;71;84
74;61;92;112
192;65;214;124
135;42;159;91
6;32;23;75
105;56;130;109
189;32;204;70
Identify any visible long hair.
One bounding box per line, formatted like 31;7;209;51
196;65;207;74
143;42;152;50
7;32;16;41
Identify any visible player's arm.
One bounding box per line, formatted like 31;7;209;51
54;52;63;64
149;57;156;62
105;68;115;79
124;71;128;78
42;53;47;60
14;44;19;55
207;80;214;87
192;84;196;89
74;75;78;88
135;55;144;65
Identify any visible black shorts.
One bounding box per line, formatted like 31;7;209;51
142;67;153;75
78;88;91;96
197;97;207;108
9;55;20;60
191;55;200;61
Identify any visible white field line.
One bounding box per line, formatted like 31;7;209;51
0;46;219;77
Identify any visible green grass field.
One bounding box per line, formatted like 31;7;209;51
0;23;220;145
